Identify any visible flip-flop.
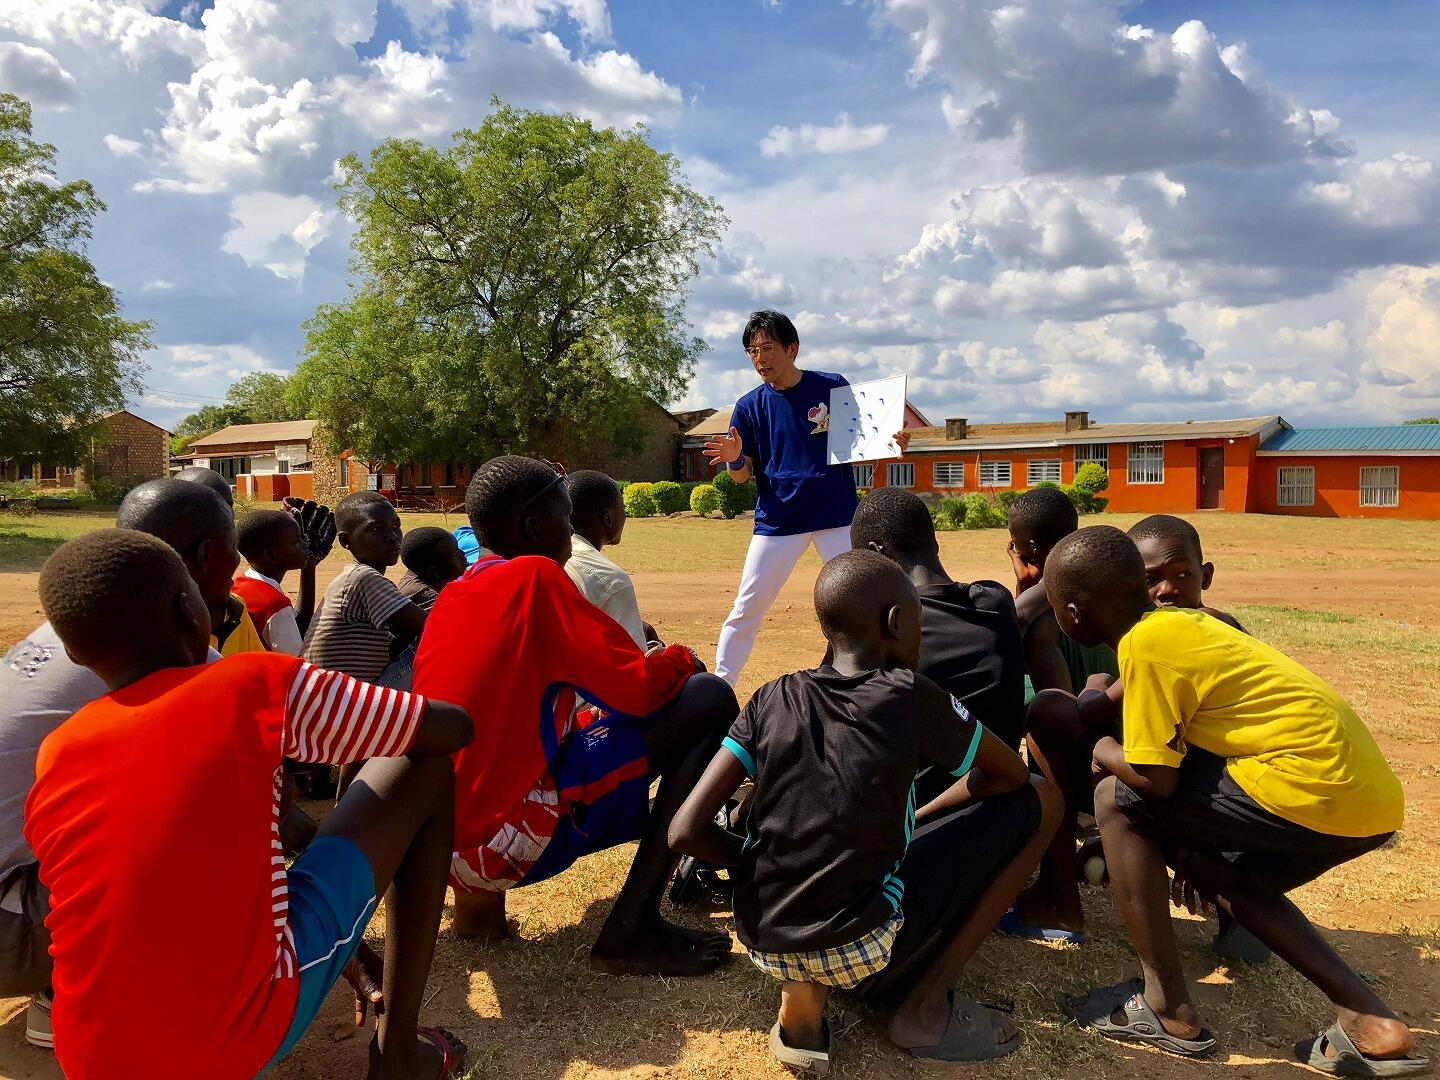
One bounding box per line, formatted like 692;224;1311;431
1296;1022;1431;1077
416;1026;467;1079
996;906;1087;944
769;1019;832;1076
1063;977;1216;1057
909;990;1021;1062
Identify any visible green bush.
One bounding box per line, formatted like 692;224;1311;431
651;480;687;515
932;497;968;531
622;481;659;518
995;488;1024;514
1069;461;1110;514
86;477;132;506
690;483;722;517
712;471;757;519
960;492;1005;530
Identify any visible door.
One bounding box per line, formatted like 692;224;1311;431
1198;447;1224;509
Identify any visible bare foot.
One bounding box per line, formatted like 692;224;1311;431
452;888;517;941
591;916;732;977
1015;883;1085;936
367;1027;468;1079
1338;1009;1416;1060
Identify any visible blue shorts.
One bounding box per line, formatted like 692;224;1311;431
263;836;379;1071
521;713;651;887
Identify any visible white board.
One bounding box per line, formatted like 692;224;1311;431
827;375;908;464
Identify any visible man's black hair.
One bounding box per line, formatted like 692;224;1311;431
565;470;622;530
335;490;394;535
175;466;234;510
464;455;563;548
849;486;937;561
1046;526;1147;612
814;549;917;644
1008;486;1078;549
741;309;799;351
116;478;233;555
236;509;299;561
401;526;460;574
41;529;191;662
1128;514;1204;559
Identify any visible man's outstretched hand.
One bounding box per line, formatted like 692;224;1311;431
703;427;743;465
284;497;337;566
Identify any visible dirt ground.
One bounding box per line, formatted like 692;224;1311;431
0;510;1436;1079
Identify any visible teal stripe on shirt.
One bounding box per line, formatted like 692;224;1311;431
721;736;756;777
951;722;984;778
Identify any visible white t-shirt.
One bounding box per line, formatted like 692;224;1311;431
565;535;647;649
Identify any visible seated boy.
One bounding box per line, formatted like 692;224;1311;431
850;487;1025;749
234;506;334;655
669;551;1060;1071
396;527;468;613
1048;527;1425;1072
304;491;428;684
26;529;474;1079
173;465;270;655
565;470;660;650
1128;514;1245;632
413;455;739;975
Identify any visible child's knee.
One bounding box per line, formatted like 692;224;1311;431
684;672;739;727
1027;689;1083;742
1092;774;1122;824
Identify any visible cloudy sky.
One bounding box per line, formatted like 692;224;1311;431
4;0;1439;431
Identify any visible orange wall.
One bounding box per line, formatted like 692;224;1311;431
1253;455;1440;519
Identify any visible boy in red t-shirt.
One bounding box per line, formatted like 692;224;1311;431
25;529;474;1080
413;455;739;976
234;507;333;655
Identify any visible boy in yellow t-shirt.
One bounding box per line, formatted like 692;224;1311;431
1044;526;1424;1075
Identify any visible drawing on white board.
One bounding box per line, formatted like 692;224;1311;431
827;374;907;465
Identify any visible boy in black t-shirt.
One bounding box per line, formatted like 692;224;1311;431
670;551;1061;1072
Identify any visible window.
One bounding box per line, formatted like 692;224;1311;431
444;462;455;487
1276;466;1314;507
852;464;874;488
1027;459;1062;486
1359;466;1399;508
1074;443;1109;471
277;458;290;474
887;462;915;488
1127;442;1164;485
978;460;1012;488
338;456;350;488
933;461;965;488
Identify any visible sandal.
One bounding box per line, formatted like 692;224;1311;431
769;1019;832;1076
1063;977;1216;1057
996;906;1087;944
908;991;1021;1062
417;1027;467;1079
1296;1022;1431;1077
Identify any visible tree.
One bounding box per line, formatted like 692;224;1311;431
0;94;150;463
170;371;306;455
1403;417;1439;425
293;101;726;466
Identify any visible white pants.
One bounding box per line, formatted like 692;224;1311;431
715;526;852;685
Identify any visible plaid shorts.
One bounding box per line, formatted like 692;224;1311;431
748;910;904;988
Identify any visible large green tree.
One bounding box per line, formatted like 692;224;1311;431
0;94;150;463
171;371;307;454
293;102;725;465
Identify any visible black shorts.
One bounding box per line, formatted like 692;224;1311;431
856;783;1040;1004
1113;749;1392;899
0;862;51;996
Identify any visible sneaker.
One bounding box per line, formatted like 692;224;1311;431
26;990;53;1050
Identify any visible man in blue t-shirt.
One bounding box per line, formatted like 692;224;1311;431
705;310;910;685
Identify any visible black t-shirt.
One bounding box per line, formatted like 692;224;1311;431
915;580;1025;750
724;666;983;953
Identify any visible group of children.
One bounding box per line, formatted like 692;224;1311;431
0;308;1426;1079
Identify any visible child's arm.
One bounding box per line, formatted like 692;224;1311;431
916;726;1029;821
1091;735;1180;799
913;678;1029;822
668;749;748;866
286;498;335;636
384;600;427;648
1023;611;1074;694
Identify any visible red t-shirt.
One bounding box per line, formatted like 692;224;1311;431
232;573;292;636
413;555;695;862
24;653;425;1080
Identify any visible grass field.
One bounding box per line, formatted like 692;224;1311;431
0;509;1436;1079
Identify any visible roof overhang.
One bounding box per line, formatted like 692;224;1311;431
1256;449;1440;457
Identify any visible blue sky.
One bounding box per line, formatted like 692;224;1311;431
3;0;1438;432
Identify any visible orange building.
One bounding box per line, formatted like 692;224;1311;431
1253;425;1440;519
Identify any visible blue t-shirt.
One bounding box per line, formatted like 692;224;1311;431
731;370;860;537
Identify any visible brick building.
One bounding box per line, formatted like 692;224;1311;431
174;420;319;502
1;410;169;492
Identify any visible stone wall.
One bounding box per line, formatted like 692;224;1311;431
75;412;169;492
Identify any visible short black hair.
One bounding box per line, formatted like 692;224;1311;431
401;526;460;573
1129;514;1204;559
814;548;917;644
1008;486;1078;549
565;470;621;529
741;309;799;351
850;486;937;560
335;491;394;535
236;509;299;561
41;529;191;663
1046;526;1147;612
175;466;234;509
116;478;233;554
465;455;563;548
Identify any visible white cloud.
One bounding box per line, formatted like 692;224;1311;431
103;131;143;155
759;113;891;158
156;342;277;381
221;191;335;280
0;41;78;107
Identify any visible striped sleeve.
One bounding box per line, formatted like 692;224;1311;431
282;661;426;764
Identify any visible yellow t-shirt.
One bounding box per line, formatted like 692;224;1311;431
1119;608;1402;838
210;597;268;657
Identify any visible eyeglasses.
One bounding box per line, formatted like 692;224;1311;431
519;459;567;515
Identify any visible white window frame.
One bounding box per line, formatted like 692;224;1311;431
1359;465;1399;508
277;458;290;474
1027;459;1062;486
338;456;350;488
1127;442;1164;485
1074;443;1109;471
933;461;965;488
978;460;1012;488
1276;466;1314;507
887;462;915;489
852;463;874;488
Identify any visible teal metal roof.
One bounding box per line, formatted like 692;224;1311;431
1260;425;1440;453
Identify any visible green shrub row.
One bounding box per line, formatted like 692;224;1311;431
618;475;759;519
929;463;1111;531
